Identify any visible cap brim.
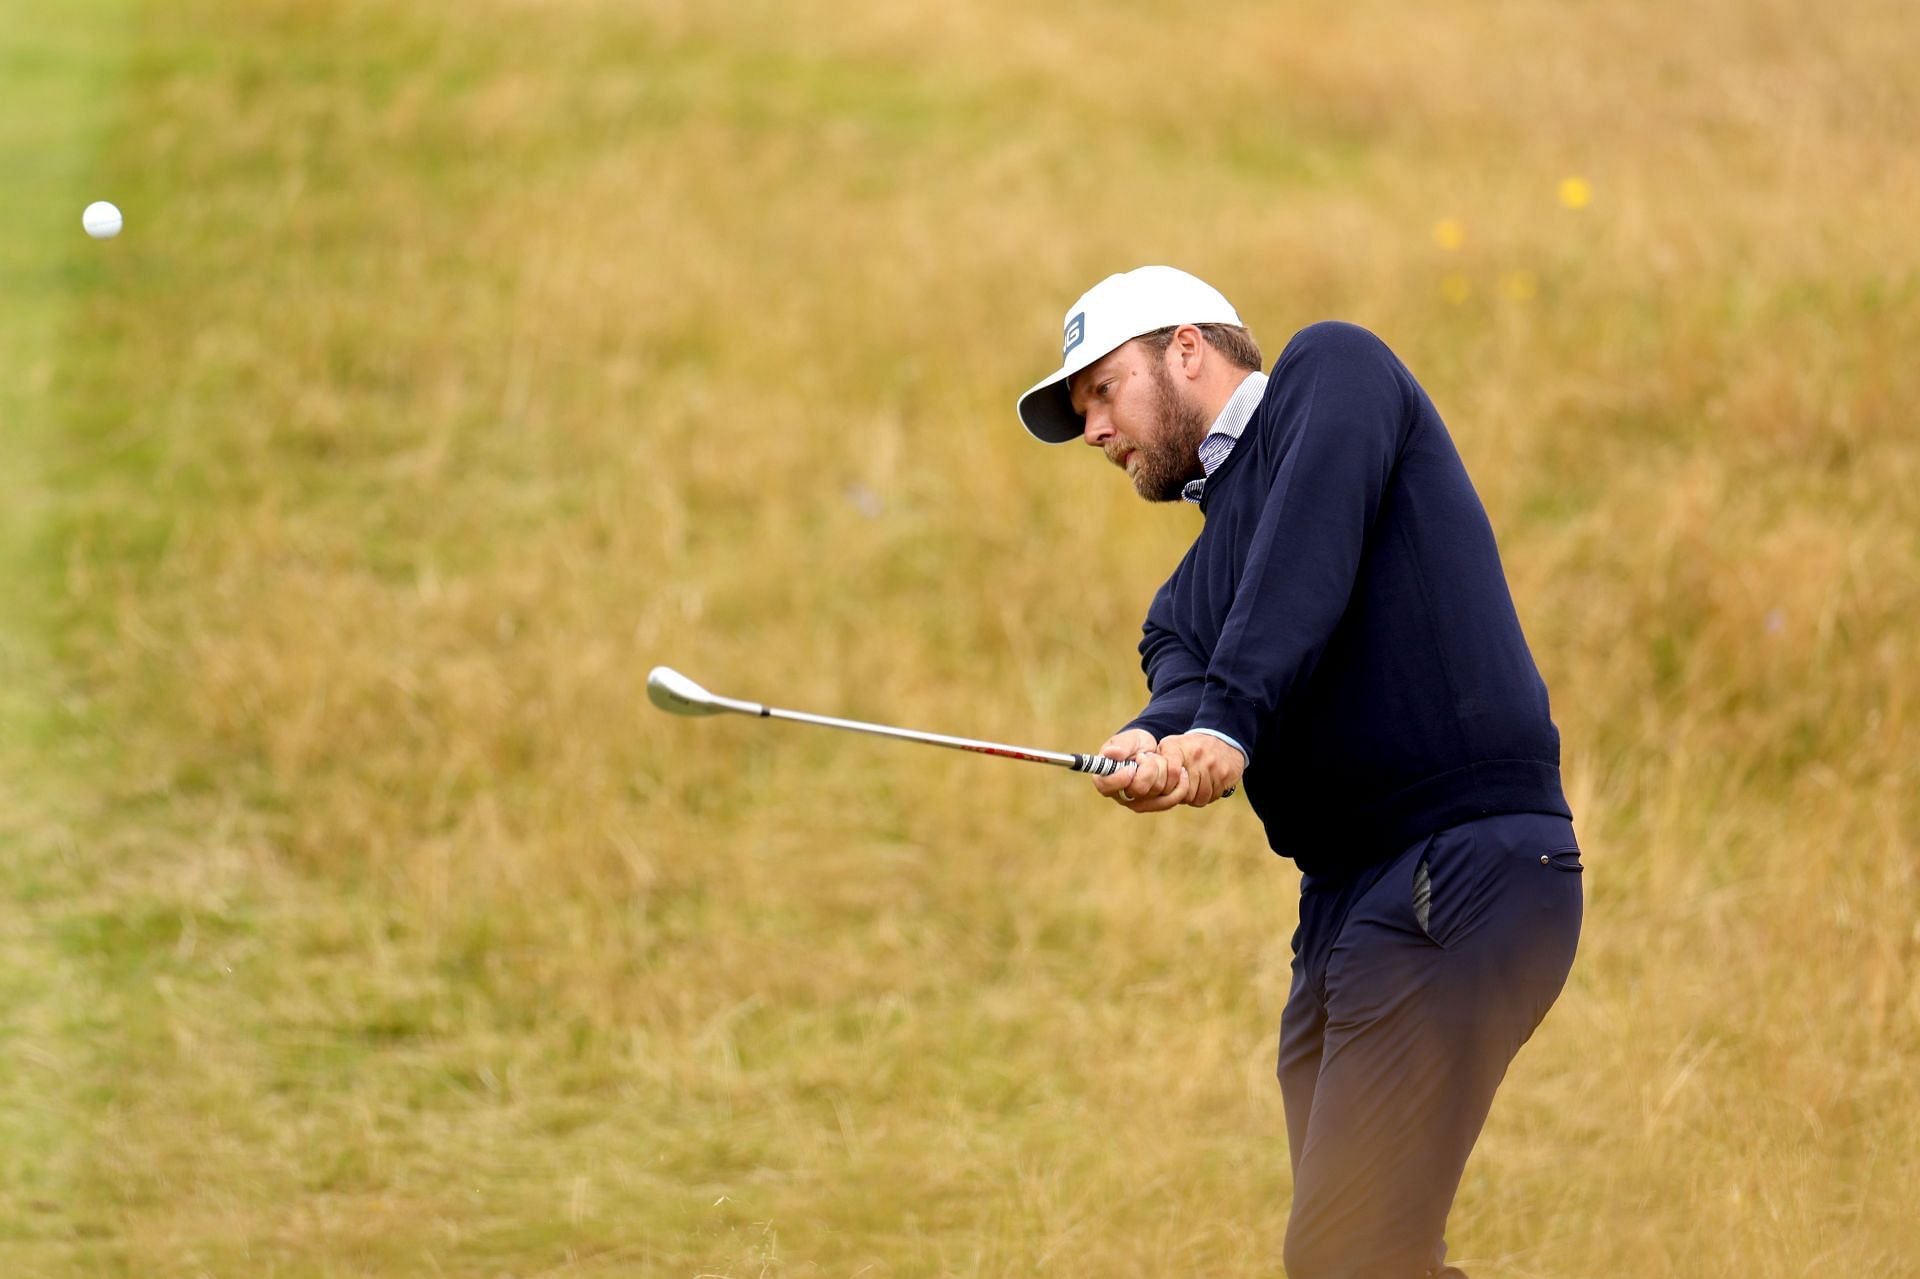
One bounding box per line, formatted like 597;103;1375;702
1017;368;1084;444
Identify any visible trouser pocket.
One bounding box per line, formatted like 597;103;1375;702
1417;820;1581;951
1542;847;1583;873
1413;856;1433;934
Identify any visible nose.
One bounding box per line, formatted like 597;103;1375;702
1081;405;1112;447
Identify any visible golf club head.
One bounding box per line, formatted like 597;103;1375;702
647;666;725;716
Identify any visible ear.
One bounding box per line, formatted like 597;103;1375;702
1168;324;1207;382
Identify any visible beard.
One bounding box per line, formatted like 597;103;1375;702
1118;361;1212;502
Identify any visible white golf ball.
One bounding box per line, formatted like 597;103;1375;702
82;201;123;239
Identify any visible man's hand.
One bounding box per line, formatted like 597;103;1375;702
1089;728;1187;812
1153;732;1246;808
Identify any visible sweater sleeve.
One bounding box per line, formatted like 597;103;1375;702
1120;603;1208;740
1191;323;1415;760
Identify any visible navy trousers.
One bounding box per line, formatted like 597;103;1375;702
1278;811;1583;1279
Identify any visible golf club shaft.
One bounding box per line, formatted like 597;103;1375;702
721;700;1133;776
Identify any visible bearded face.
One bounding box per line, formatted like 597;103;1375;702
1071;336;1216;502
1112;358;1211;501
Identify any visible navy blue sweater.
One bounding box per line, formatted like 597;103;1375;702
1122;322;1569;877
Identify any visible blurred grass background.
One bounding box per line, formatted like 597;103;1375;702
2;0;1916;1273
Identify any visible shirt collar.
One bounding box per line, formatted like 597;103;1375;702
1183;371;1268;503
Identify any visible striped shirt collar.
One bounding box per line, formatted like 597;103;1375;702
1183;370;1269;504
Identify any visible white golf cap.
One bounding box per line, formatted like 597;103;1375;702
1016;265;1243;444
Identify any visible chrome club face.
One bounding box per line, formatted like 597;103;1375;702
646;666;727;716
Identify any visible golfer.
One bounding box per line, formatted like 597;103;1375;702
1016;266;1583;1278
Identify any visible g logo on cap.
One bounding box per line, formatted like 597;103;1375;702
1062;311;1086;360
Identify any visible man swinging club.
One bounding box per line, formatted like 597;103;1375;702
1015;266;1584;1278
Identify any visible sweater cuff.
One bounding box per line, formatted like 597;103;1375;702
1192;687;1263;762
1188;727;1249;766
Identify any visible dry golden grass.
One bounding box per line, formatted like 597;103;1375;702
4;0;1917;1274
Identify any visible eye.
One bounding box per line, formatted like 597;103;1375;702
1097;380;1114;397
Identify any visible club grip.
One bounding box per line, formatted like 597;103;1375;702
1071;752;1236;798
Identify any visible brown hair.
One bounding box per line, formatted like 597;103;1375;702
1135;323;1264;373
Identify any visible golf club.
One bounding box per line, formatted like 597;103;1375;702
647;665;1139;778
